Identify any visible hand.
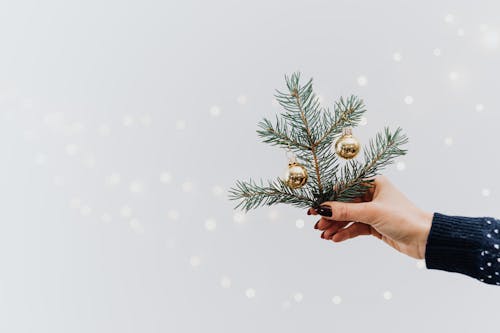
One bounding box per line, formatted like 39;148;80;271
308;175;433;259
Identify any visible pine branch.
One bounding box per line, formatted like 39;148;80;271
228;72;408;212
228;177;316;212
332;126;408;203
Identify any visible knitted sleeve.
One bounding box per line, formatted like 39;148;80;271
425;212;500;286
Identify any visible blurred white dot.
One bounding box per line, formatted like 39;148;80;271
383;291;393;300
83;154;96;169
98;124;111;136
293;292;303;303
457;28;465;37
101;213;112;223
359;116;368;126
167;209;180;221
210;105;221;117
392;52;402;62
106;173;121;186
481;30;499;49
475;104;484;112
160;172;172;184
189;255;201;267
433;48;442;56
357;76;368;87
69;198;82;209
43;112;64;128
65;144;78;156
482;188;491;197
181;181;193;192
122;115;134;127
404;96;414;105
139;114;152;126
237;95;247;105
205;218;217;231
316;94;324;104
220;276;232;289
332;296;342;305
212;185;224;196
444;136;454;146
295;219;305;229
396;161;406;171
35;153;47;166
175;119;186;130
129;181;144;193
245;288;256;298
65;122;85;135
80;205;92;216
233;212;246;224
444;14;454;24
120;205;133;218
416;260;426;269
268;209;279;221
129;219;144;234
449;71;459;81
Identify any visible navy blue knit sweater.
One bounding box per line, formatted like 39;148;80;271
425;212;500;286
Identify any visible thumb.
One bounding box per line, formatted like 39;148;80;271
316;201;378;225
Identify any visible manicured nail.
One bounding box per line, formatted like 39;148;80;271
316;205;332;217
314;220;320;229
321;231;325;239
307;209;311;215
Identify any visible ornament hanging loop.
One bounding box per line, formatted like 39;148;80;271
342;126;353;136
285;144;297;164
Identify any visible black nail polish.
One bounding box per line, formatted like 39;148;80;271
307;210;311;215
321;231;325;239
314;220;319;229
316;205;332;217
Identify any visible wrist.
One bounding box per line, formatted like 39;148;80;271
417;210;434;259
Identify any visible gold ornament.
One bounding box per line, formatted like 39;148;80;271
335;127;361;159
285;162;308;189
283;147;308;189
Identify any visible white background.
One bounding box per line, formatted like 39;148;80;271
0;0;499;332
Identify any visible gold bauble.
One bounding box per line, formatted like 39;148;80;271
335;129;361;159
285;162;308;189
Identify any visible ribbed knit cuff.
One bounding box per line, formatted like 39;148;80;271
425;212;484;277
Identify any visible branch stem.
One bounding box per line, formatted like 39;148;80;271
292;89;323;195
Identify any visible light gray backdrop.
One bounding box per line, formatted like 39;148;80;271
0;0;499;332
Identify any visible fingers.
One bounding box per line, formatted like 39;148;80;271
330;222;383;242
322;221;350;239
314;217;334;230
316;201;380;226
307;207;317;216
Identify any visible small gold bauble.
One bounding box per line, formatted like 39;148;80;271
285;162;308;189
335;128;361;159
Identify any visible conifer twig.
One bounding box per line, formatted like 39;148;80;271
228;72;408;212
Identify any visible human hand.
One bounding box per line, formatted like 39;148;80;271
307;175;433;259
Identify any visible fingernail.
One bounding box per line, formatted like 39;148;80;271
307;209;311;215
316;205;332;217
314;220;319;229
321;231;325;239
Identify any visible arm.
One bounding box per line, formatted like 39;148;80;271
309;176;500;286
425;212;500;286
